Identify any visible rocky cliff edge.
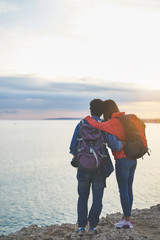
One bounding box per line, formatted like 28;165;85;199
0;204;160;240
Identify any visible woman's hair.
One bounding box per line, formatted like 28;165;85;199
103;99;120;120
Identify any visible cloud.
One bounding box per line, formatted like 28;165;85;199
1;0;160;86
0;75;160;114
0;110;17;114
1;0;160;35
0;1;18;13
0;1;160;119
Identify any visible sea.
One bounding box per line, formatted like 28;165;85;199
0;120;160;236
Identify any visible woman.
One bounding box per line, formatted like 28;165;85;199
85;99;137;229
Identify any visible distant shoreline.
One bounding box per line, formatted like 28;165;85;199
142;119;160;123
0;118;160;123
44;118;82;120
44;118;160;123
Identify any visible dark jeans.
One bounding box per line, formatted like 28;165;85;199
115;158;137;217
77;168;104;228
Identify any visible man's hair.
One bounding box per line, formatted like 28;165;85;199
103;99;120;120
90;99;104;117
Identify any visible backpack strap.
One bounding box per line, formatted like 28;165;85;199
80;119;85;125
90;146;99;167
77;120;85;152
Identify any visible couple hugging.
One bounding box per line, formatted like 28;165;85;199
69;99;147;236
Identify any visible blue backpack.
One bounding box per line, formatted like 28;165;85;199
76;121;107;172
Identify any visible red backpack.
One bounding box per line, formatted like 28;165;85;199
116;114;150;159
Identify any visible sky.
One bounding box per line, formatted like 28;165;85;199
0;0;160;119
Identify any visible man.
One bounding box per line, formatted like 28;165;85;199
69;99;122;235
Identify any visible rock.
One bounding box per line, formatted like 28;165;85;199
0;204;159;240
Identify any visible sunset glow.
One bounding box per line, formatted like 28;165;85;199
0;0;160;119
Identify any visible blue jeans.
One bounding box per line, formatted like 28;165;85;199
77;168;104;228
115;158;137;217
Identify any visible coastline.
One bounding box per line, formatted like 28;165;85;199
1;204;159;240
43;118;160;123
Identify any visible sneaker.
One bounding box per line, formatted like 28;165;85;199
88;227;97;235
114;219;133;229
76;227;85;235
